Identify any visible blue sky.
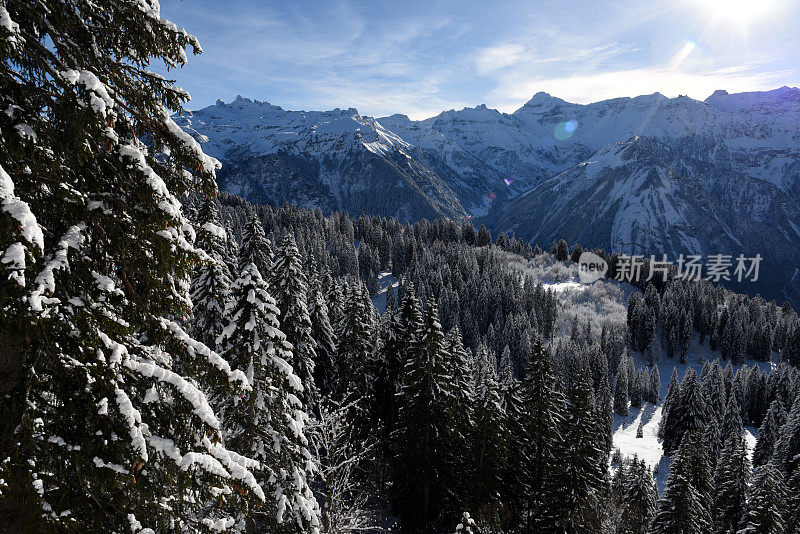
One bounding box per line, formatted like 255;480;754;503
158;0;800;119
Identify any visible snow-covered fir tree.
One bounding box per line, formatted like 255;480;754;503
739;464;787;534
391;297;467;530
753;399;788;467
662;367;710;455
512;337;566;531
467;333;506;517
190;196;233;351
238;210;272;276
307;280;337;397
334;279;375;403
652;431;714;534
217;263;320;532
0;1;277;530
615;457;658;534
270;234;318;409
555;369;605;533
713;431;750;534
614;353;630;416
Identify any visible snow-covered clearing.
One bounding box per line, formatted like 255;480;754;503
613;405;669;490
371;271;400;314
614;341;770;492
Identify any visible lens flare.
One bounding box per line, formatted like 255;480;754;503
503;178;514;186
670;41;696;68
554;119;579;140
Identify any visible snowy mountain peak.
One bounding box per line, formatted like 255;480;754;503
179;87;800;305
704;86;800;113
518;91;562;108
433;103;507;123
382;113;411;122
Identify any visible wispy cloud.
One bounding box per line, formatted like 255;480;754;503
487;64;798;111
474;44;526;74
159;0;800;118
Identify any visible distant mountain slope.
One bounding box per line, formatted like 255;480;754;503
382;87;800;197
177;87;800;305
174;97;468;221
493;136;800;305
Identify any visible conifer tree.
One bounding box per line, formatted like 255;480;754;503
721;392;744;441
222;216;241;277
468;339;507;515
713;431;750;534
391;298;464;530
270;234;318;409
649;366;661;404
630;369;644;410
753;399;788;467
513;337;565;531
307;282;337;397
774;398;800;477
218;263;321;532
0;1;267;530
556;369;605;534
477;224;492;247
596;376;614;458
652;431;714;534
553;239;569;262
238;210;272;276
190;196;233;350
372;300;402;458
662;368;709;455
739;464;787;534
785;470;800;534
614;355;630;416
785;326;800;367
618;458;658;534
659;367;680;438
334;280;375;402
680;312;693;364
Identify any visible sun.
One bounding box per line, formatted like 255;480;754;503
697;0;779;26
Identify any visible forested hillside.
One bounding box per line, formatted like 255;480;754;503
177;192;800;533
3;0;800;532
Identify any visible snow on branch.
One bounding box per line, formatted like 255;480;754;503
205;438;266;501
114;387;148;462
124;355;221;430
0;5;23;47
29;223;86;313
0;163;44;250
60;69;116;120
157;108;221;174
118;143;182;220
159;318;251;390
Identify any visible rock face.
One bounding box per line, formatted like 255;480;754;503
174;97;467;222
177;88;800;304
494;137;800;305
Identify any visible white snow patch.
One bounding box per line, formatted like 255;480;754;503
612;404;667;490
371;271;400;314
543;280;584;293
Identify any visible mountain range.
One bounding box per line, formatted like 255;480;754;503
175;87;800;305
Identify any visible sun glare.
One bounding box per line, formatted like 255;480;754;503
697;0;779;26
